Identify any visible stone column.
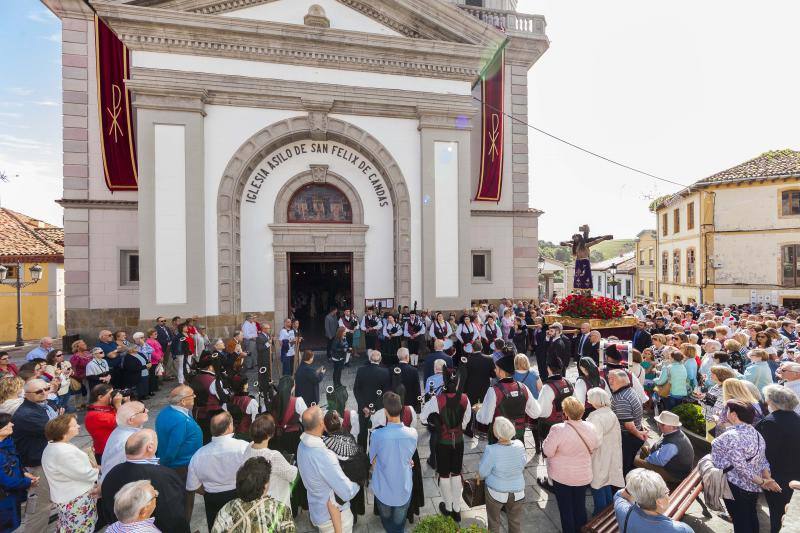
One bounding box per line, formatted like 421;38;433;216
128;83;207;320
418;108;473;310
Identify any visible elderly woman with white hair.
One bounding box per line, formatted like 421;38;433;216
613;468;692;532
132;332;153;399
478;416;527;533
585;387;624;516
756;384;800;533
106;480;160;532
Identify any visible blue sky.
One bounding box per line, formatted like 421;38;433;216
0;1;62;225
1;0;799;241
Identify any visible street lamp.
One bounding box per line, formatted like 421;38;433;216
608;263;619;301
537;256;546;300
0;262;44;346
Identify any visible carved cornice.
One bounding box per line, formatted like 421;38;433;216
471;208;543;217
128;68;476;121
57;199;139;210
126;81;208;115
417;105;475;131
91;2;497;81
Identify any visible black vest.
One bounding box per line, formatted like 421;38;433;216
658;429;694;479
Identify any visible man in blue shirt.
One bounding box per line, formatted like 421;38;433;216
369;391;418;533
634;411;693;484
297;406;359;532
26;337;53;361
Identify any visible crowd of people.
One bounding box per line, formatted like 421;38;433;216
0;298;798;533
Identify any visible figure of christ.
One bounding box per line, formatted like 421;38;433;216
559;224;613;292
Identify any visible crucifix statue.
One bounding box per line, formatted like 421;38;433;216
559;225;613;293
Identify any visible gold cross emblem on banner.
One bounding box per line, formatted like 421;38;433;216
489;113;500;161
106;84;124;143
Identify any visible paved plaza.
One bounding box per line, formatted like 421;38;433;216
2;341;764;533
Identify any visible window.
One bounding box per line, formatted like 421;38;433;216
686;248;696;285
662;213;668;236
648;281;654;298
597;277;603;293
687;202;695;230
120;250;139;287
471;251;491;281
287;184;352;223
673;208;680;234
648;248;654;265
782;245;800;287
662;251;669;282
639;251;645;266
625;279;631;296
465;0;484;6
639;280;644;295
673;250;681;283
0;264;19;280
782;191;800;216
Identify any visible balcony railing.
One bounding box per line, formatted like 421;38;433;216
456;4;546;36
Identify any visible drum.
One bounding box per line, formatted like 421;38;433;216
442;338;454;351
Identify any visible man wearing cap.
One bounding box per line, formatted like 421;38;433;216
777;362;800;414
634;410;693;485
651;316;670;335
475;353;541;444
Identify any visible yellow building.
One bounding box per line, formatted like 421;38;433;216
654;150;800;307
0;208;65;343
634;230;658;301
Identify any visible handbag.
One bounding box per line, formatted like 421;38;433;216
654;367;671;397
461;477;485;508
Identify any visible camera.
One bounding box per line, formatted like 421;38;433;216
112;388;136;400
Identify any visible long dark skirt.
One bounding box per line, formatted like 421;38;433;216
269;430;307;515
408;449;424;519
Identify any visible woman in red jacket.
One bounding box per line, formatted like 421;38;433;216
83;384;121;464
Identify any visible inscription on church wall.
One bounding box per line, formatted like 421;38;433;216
244;141;390;207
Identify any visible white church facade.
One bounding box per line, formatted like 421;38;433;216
44;0;548;338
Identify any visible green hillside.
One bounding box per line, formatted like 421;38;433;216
591;239;636;260
539;239;636;264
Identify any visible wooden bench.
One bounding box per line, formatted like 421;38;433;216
582;467;704;533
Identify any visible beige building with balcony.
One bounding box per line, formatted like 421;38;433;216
634;229;657;300
654;150;800;308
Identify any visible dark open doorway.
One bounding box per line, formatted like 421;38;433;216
289;253;353;350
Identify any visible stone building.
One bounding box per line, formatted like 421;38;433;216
654;150;800;307
42;0;549;339
634;229;657;301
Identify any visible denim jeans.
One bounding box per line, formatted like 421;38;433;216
282;356;294;376
664;395;686;410
375;496;410;533
591;486;613;516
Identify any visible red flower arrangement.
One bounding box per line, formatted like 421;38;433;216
557;293;625;320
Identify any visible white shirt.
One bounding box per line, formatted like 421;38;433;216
360;314;381;333
186;433;249;493
223;397;260;422
278;328;296;358
338;315;357;332
786;380;800;415
456;324;479;343
429;321;452;339
100;426;140;482
383;322;403;339
41;442;99;504
370;407;417;429
476;381;541;425
240;445;298;506
421;395;471;429
324;408;360;440
404;318;425;339
241;320;258;340
572;377;611;409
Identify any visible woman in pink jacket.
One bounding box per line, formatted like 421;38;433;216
542;396;599;533
145;329;163;393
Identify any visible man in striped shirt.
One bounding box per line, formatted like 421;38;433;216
609;369;649;476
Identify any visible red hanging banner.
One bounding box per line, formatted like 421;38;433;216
95;15;138;191
474;49;504;202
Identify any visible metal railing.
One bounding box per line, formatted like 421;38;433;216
456;4;546;36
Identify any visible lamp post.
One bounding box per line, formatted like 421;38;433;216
0;262;44;346
608;263;619;301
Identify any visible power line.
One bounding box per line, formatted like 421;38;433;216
472;95;689;189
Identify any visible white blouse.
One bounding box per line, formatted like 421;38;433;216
41;441;98;504
240;445;298;506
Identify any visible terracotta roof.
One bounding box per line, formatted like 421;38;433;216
694;149;800;185
0;208;64;263
654;149;800;211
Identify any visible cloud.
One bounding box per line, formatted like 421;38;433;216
7;87;33;97
27;10;57;24
32;100;60;108
0;133;56;153
0;112;22;119
44;32;61;43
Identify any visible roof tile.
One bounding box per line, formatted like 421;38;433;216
0;208;64;262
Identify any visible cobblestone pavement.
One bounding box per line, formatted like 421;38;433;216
5;343;768;532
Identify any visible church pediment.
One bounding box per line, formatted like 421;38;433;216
120;0;505;46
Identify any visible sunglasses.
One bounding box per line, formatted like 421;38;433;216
27;388;48;395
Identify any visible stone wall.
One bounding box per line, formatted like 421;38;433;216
65;308;275;344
